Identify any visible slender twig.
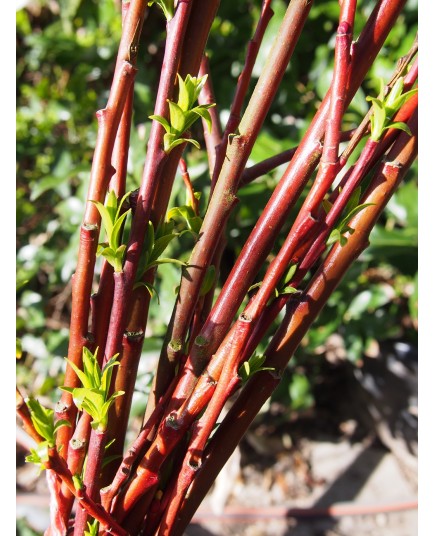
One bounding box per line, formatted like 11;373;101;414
16;387;43;443
157;321;250;534
340;34;418;166
100;376;178;512
211;0;274;190
100;0;195;476
197;55;223;175
238;129;357;187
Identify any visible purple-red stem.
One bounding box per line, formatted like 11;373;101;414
197;55;223;176
182;0;407;379
158;0;314;412
173;111;418;536
57;57;138;457
73;429;107;536
45;447;129;536
211;0;274;191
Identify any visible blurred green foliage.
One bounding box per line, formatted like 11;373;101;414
17;0;417;434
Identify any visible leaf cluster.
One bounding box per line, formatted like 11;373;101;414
150;74;215;153
325;187;374;247
135;220;187;301
61;347;124;431
248;263;301;301
367;77;417;142
25;398;70;470
239;353;274;384
92;190;131;273
148;0;175;21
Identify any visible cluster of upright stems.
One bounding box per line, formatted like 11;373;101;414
18;0;418;534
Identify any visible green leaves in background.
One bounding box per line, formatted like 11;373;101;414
166;204;202;238
289;373;314;411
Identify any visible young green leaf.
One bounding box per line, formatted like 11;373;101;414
60;348;124;432
134;281;161;303
239;353;274;383
149;74;215;153
84;519;99;536
26;398;70;446
149;114;171;133
25;443;49;472
148;0;174;20
366;77;417;141
91;191;131;272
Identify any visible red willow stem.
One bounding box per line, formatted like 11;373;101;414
178;0;407;387
45;469;68;535
142;0;280;416
119;0;222;435
211;0;274;190
145;0;313;428
239;129;357;187
101;0;199;478
57;0;145;453
102;290;148;484
292;0;355;233
173;113;418;536
73;429;108;536
100;376;179;512
90;1;136;357
187;235;226;351
157;322;250;534
179;158;199;215
85;8;136;465
156;0;314;412
45;447;129;536
112;328;240;520
61;413;92;518
197;55;223;176
16;388;44;443
102;0;194;371
339;44;418;166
